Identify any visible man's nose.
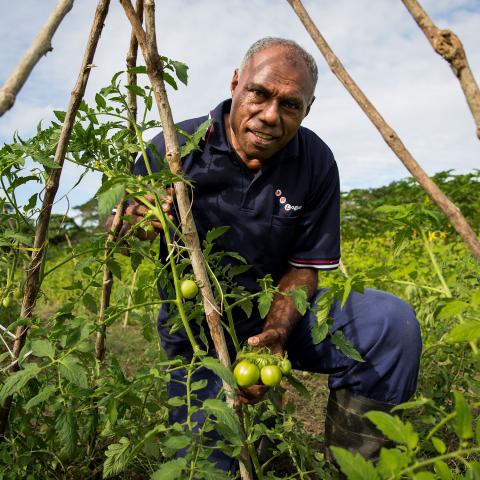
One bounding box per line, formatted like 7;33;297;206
259;100;280;126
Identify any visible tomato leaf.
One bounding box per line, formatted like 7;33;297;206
179;118;212;158
453;391;473;439
431;437;446;454
171;60;189;85
203;398;245;445
25;385;57;410
200;357;236;387
331;447;380;480
55;410;78;459
434;461;453;480
287;285;309;316
437;300;468;320
377;448;409;478
446;320;480;343
258;290;273;319
205;225;230;244
103;437;133;478
151;458;186;480
365;411;418;448
59;356;88;388
97;181;125;223
331;330;365;362
0;363;41;404
31;339;55;360
285;374;311;400
163;435;191;451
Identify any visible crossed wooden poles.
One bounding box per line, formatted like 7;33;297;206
0;1;479;479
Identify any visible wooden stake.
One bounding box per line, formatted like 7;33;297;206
0;0;111;435
0;0;74;116
119;1;253;477
95;0;143;361
402;0;480;140
287;0;480;261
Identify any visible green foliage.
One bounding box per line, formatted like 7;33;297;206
334;392;480;480
341;170;480;239
1;64;479;480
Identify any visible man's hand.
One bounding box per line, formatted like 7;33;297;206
237;267;317;405
237;383;269;405
235;328;284;404
104;189;174;241
236;328;285;405
247;327;286;356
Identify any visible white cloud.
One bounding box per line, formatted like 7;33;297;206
1;0;479;213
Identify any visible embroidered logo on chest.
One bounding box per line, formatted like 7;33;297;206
274;189;303;212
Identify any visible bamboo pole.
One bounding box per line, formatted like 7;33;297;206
95;0;143;362
287;0;480;261
0;0;111;435
119;1;253;477
402;0;480;140
0;0;75;117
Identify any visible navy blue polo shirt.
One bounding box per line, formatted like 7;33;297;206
134;99;340;293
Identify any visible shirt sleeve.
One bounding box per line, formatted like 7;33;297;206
288;158;341;270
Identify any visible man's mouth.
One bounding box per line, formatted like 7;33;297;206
250;130;277;143
253;131;274;140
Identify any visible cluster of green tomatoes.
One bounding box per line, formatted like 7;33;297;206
177;279;293;388
233;348;292;388
1;281;22;309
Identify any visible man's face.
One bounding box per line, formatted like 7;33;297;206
228;45;315;169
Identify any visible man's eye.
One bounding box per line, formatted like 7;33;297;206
284;101;300;110
252;89;266;98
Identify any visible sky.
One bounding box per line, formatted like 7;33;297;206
0;0;479;217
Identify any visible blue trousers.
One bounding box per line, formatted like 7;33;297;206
163;288;422;472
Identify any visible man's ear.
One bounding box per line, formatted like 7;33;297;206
230;69;239;95
305;96;315;118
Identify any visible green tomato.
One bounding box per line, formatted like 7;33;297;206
180;279;199;299
2;296;13;308
260;365;283;387
233;360;260;387
279;358;292;375
13;288;23;299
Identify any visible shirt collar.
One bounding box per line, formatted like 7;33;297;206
206;98;300;162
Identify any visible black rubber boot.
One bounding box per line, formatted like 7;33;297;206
324;389;393;463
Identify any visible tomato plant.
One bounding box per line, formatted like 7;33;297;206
0;58;479;480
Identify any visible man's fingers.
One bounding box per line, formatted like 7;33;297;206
125;203;148;219
151;220;163;231
247;329;281;347
237;384;269;404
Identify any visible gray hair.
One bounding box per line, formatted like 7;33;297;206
239;37;318;97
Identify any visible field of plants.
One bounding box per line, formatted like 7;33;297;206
1;68;479;480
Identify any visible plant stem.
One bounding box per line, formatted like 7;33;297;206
393;446;480;479
123;268;139;327
243;409;264;479
420;229;451;296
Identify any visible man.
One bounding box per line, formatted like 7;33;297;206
116;37;421;472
